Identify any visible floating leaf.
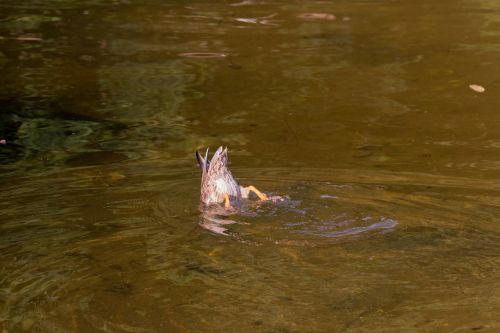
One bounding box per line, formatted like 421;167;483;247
469;84;485;93
298;13;336;21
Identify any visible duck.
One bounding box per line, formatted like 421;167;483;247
196;146;274;208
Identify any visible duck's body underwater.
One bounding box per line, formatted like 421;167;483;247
196;146;273;208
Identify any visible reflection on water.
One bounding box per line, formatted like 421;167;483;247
1;0;500;332
199;178;400;242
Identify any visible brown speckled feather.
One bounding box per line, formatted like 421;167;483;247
196;146;242;205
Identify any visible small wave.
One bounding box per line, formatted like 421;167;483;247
178;52;227;58
314;218;398;238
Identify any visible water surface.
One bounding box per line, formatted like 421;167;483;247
1;0;500;332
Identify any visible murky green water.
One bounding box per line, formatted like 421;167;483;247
1;0;500;332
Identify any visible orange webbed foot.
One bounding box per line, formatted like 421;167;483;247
223;193;232;209
244;185;268;200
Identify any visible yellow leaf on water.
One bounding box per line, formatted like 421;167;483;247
469;84;485;93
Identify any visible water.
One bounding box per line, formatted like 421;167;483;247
1;0;500;331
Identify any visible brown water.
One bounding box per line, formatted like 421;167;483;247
1;0;500;332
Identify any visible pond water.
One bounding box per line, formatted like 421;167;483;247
1;0;500;332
